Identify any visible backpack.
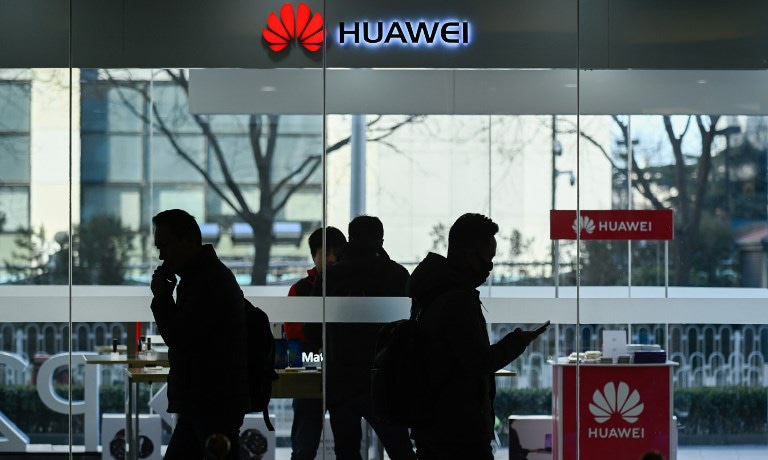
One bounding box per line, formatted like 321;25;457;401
370;304;432;428
244;298;278;431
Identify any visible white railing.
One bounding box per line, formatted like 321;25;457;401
3;285;768;409
2;285;768;324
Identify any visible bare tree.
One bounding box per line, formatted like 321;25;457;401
101;69;423;284
571;115;726;285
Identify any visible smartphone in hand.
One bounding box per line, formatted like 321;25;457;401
159;263;176;282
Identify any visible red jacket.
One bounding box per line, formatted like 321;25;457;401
283;267;318;345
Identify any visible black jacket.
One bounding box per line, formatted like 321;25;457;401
150;245;250;416
308;241;410;405
408;252;528;442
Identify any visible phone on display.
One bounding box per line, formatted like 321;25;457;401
534;320;551;332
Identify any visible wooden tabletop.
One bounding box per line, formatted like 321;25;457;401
124;367;170;383
273;369;322;399
94;345;128;353
122;367;323;397
85;353;170;367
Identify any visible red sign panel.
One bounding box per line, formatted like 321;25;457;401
550;210;674;241
555;365;672;460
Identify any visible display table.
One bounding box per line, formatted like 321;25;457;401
124;368;168;460
121;367;515;459
551;361;677;460
84;352;171;459
84;353;169;367
271;368;322;399
123;367;324;460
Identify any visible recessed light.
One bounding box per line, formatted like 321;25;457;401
260;86;277;92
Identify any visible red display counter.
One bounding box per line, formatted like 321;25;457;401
551;362;676;460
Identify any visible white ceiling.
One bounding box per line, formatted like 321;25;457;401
189;68;768;115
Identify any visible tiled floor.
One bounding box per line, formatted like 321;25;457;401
7;444;767;459
270;445;768;459
676;445;768;460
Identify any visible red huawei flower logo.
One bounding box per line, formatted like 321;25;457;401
263;3;324;52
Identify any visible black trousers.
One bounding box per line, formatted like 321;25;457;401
414;437;494;460
328;391;416;460
291;398;325;460
164;413;244;460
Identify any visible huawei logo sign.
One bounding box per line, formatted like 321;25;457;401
263;3;324;52
572;215;595;236
589;381;644;424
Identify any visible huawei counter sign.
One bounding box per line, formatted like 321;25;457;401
588;381;646;439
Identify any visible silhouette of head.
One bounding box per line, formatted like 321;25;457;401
447;213;499;287
640;452;664;460
152;209;202;274
348;215;384;247
308;226;347;272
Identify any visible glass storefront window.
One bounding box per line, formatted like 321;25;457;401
1;2;768;458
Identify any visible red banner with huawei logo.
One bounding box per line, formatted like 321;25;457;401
553;364;673;460
550;210;674;241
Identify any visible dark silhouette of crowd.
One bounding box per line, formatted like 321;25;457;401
150;210;544;460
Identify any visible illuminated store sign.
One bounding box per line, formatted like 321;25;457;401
337;20;471;47
263;3;324;52
263;3;472;53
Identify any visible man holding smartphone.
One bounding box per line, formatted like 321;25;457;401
150;209;249;460
408;213;547;460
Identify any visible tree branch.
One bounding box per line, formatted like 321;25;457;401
165;69;188;93
194;113;253;215
561;116;666;210
158;69;252;215
664;115;690;220
271;154;321;199
326;136;352;153
273;116;423;213
264;114;279;169
273;157;322;214
368;115;423;142
611;116;667;210
104;71;247;220
691;115;720;232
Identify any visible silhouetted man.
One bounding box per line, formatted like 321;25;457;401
311;215;415;460
150;209;249;460
285;226;346;460
408;213;546;460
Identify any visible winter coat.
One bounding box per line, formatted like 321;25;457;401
308;240;410;405
150;244;250;416
408;252;528;443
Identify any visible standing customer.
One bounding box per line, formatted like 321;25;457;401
150;209;249;460
310;215;416;460
408;213;547;460
285;226;346;460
